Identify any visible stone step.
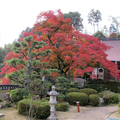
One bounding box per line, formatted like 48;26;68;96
0;113;4;117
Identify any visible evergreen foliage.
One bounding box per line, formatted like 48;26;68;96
93;31;105;40
89;94;99;106
10;88;30;103
79;88;97;96
55;102;69;111
18;99;50;119
67;92;88;105
2;33;59;88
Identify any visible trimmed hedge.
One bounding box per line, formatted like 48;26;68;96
85;78;120;93
89;94;99;106
18;99;50;119
79;88;97;96
67;92;88;106
103;81;120;93
118;102;120;113
98;91;119;105
10;88;30;103
68;88;79;92
55;102;69;111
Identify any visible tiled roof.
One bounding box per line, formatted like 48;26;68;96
102;38;120;61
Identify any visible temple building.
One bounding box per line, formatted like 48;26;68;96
97;38;120;80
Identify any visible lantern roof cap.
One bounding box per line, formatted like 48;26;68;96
48;86;59;96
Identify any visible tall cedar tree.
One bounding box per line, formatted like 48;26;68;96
64;11;84;31
32;10;120;79
0;32;58;89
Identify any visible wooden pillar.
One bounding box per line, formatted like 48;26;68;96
115;61;117;81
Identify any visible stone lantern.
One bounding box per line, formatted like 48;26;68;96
47;86;59;120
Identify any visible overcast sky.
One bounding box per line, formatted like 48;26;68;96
0;0;120;47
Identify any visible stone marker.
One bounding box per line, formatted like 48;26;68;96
0;113;4;117
4;93;11;102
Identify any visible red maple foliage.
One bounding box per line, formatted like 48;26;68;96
1;10;120;84
32;9;120;79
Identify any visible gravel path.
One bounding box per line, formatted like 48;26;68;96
68;105;118;120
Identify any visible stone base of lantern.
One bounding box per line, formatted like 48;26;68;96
47;116;58;120
47;112;58;120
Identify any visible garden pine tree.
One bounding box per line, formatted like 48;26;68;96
0;32;59;89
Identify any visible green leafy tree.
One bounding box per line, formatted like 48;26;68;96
0;47;5;71
4;43;13;55
29;79;52;98
0;44;13;72
64;11;84;31
109;16;120;35
88;9;102;33
93;31;105;40
102;25;109;37
109;24;117;34
2;33;59;89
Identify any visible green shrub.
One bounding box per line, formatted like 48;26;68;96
56;77;82;94
5;102;11;107
18;99;50;119
10;88;30;103
79;88;97;96
89;94;99;106
68;88;79;92
41;97;49;102
98;91;112;98
118;103;120;113
29;79;52;99
98;91;119;105
0;98;3;102
85;78;104;93
67;92;88;106
117;34;120;38
55;102;69;111
57;94;68;102
86;78;120;93
103;81;120;93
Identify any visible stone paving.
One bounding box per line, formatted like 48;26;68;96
67;105;118;120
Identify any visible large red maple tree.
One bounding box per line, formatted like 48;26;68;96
32;10;120;79
1;10;120;84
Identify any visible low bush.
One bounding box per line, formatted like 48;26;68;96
67;92;88;106
41;97;49;102
68;88;79;92
55;102;69;111
79;88;97;96
118;103;120;113
4;102;11;107
98;91;119;105
18;99;50;119
0;98;3;102
10;88;30;103
57;94;68;102
89;94;99;106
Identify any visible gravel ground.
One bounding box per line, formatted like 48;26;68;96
0;105;119;120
